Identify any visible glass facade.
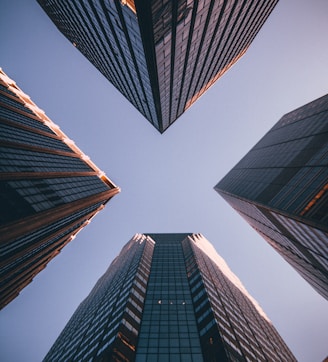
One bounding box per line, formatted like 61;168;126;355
0;69;120;309
44;233;296;361
215;94;328;300
136;234;203;362
37;0;278;133
44;234;154;362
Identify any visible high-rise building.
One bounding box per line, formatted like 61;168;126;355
0;69;120;309
37;0;278;133
44;233;295;361
215;94;328;300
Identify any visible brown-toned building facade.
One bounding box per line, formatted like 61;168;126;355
0;69;120;309
215;94;328;300
44;233;296;361
37;0;278;132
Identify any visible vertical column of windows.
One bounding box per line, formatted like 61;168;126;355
152;0;174;128
136;236;203;362
211;0;270;86
201;0;244;91
86;0;138;102
177;0;216;117
119;3;158;125
182;237;232;361
44;236;152;362
182;0;241;111
96;237;154;361
187;235;296;361
108;1;149;117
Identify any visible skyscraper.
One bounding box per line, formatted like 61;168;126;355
0;69;120;309
37;0;278;133
44;233;295;361
215;94;328;300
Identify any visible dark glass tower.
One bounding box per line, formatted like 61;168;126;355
215;94;328;300
37;0;278;133
0;69;120;309
44;233;295;361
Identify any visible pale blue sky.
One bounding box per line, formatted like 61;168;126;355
0;1;327;361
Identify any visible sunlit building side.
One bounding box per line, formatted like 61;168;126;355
44;233;296;361
0;69;120;309
215;94;328;300
37;0;278;133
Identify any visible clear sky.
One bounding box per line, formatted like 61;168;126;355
0;1;327;361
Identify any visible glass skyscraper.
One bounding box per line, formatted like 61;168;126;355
0;69;120;309
37;0;278;133
44;233;295;361
215;94;328;300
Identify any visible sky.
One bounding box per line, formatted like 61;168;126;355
0;0;327;361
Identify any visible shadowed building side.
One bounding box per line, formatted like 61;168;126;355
37;0;278;133
0;69;120;309
43;233;296;361
215;94;328;300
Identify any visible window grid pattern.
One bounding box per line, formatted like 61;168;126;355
37;0;277;132
1;220;83;286
5;176;109;214
37;0;158;129
218;194;328;295
216;94;328;219
0;93;35;115
0;147;93;173
0;106;56;134
136;234;203;362
185;0;274;105
1;202;104;259
0;69;119;310
273;213;328;263
72;0;151;119
271;213;328;294
43;234;295;361
153;0;278;130
0;202;104;309
215;94;328;300
0;122;74;153
185;234;296;362
44;235;154;362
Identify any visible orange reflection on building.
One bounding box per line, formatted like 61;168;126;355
300;183;328;216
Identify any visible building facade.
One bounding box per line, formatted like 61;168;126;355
215;94;328;300
0;69;120;309
37;0;278;133
44;233;295;361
